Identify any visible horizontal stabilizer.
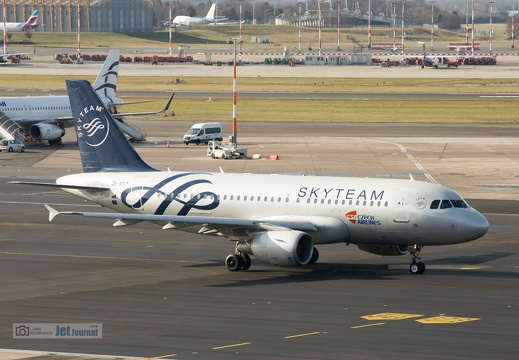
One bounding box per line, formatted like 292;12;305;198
11;181;110;191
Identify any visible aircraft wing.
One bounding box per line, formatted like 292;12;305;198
44;205;318;235
112;93;174;119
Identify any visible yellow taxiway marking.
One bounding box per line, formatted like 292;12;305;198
284;331;321;339
416;316;480;324
362;313;424;321
351;322;385;329
212;342;252;350
388;265;493;270
146;353;177;359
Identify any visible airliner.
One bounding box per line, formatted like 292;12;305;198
22;80;489;275
0;49;173;144
172;3;220;26
0;10;39;32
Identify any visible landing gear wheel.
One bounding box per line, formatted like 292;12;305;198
410;262;426;275
408;245;426;274
309;247;319;264
225;254;242;271
240;254;252;271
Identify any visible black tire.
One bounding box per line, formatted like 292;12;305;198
184;141;189;145
196;139;200;145
225;254;242;271
417;262;426;274
309;247;319;264
211;153;215;159
8;147;13;152
410;262;422;274
240;254;252;271
21;147;25;152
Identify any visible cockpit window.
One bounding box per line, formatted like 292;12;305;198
430;200;440;209
451;200;468;208
440;200;452;209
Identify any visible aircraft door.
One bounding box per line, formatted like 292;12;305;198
394;197;410;223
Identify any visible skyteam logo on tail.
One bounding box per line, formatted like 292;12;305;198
75;105;110;147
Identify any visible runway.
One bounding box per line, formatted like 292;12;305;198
0;123;518;359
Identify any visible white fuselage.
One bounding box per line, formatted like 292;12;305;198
0;96;71;124
57;171;489;247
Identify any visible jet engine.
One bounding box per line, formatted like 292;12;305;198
357;244;409;256
237;231;314;267
29;124;65;142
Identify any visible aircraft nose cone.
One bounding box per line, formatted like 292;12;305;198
464;210;489;240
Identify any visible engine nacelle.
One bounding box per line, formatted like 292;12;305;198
29;123;65;141
237;231;314;267
357;244;409;256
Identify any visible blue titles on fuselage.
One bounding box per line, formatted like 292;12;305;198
119;173;219;216
297;187;384;201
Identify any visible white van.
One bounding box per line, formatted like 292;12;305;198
183;122;223;145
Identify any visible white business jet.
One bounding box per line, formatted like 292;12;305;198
23;80;489;275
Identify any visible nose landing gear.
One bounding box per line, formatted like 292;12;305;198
409;245;426;274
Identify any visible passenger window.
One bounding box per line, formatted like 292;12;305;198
440;200;452;209
430;200;440;209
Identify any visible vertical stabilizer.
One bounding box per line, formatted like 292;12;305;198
93;49;120;102
205;3;217;20
66;80;156;173
22;10;39;30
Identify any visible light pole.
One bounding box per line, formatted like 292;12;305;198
465;0;469;45
368;0;372;49
489;0;494;54
298;0;302;54
430;0;436;50
392;2;397;51
231;38;242;146
168;0;172;56
401;0;405;54
471;0;475;57
318;0;322;56
337;0;341;51
513;0;516;49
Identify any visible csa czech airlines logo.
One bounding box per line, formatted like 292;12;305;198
345;210;381;226
346;211;357;224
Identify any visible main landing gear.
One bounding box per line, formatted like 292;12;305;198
225;253;252;272
409;245;426;274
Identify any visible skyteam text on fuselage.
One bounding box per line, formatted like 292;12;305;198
18;79;489;275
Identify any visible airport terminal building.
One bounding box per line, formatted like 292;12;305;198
0;0;154;33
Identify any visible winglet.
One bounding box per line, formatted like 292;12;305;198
45;205;60;222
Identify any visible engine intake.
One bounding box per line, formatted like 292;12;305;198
237;231;314;267
357;244;409;256
29;123;65;141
